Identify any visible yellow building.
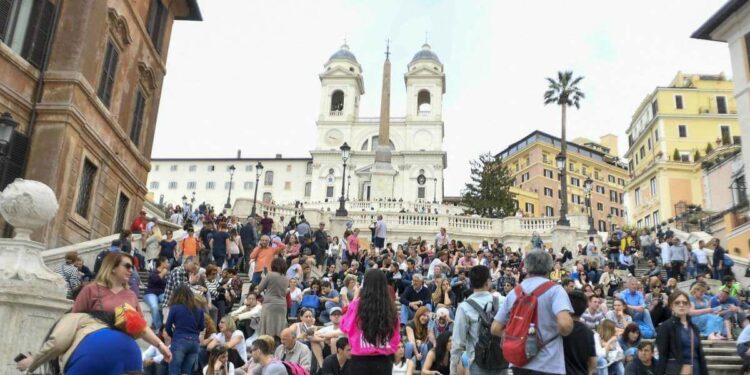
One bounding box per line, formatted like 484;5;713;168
625;72;739;228
497;131;629;231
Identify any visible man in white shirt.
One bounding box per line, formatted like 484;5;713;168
428;250;451;278
692;240;710;276
374;215;387;250
659;236;672;279
435;227;450;249
230;292;262;340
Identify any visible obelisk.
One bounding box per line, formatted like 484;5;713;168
371;41;397;200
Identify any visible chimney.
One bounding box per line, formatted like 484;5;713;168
237;149;241;159
275;154;282;159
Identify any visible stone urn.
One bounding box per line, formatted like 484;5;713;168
0;178;59;241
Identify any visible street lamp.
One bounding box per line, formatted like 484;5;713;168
433;177;438;204
584;176;597;234
336;142;351;217
0;112;17;156
250;162;263;217
224;164;236;209
555;152;569;226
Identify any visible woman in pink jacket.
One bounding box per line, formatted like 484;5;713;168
346;228;360;260
341;268;400;374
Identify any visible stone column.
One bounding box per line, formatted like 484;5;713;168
0;179;70;375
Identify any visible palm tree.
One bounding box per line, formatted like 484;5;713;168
544;71;585;226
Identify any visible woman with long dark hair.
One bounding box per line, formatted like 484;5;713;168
165;284;205;375
341;268;400;374
421;331;452;375
655;290;708;375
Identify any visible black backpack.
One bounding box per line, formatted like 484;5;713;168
466;296;508;370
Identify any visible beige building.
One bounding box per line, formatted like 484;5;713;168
0;0;201;246
496;130;629;232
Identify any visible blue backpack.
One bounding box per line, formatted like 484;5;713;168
300;294;320;309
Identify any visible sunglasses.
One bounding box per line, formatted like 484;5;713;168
673;300;690;306
120;263;133;270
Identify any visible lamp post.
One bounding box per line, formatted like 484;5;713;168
224;164;236;209
433;177;438;204
607;213;613;233
0;112;18;190
336;142;351;217
584;176;597;234
555;152;570;226
250;162;263;217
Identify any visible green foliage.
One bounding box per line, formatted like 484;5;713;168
694;150;701;161
705;142;714;154
462;153;516;218
544;71;585;109
673;148;680;161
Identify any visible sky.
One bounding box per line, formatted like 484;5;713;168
153;0;732;196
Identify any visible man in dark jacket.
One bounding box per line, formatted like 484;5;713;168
313;222;328;267
399;274;431;325
625;341;655;375
239;218;258;272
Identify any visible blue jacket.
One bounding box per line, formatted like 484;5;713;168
165;304;205;343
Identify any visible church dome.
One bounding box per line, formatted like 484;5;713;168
411;43;440;64
328;44;358;63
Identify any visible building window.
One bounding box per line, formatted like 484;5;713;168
525;202;534;214
244;181;253;190
262;192;272;202
609;190;618;203
543;169;553;179
639;146;645;159
544;187;553;197
75;159;98;218
721;125;731;145
650;177;657;196
113;192;130;234
654;129;659;141
647;138;652;150
206;181;215;190
97;39;119;108
635;188;641;205
304;182;311;197
582;165;588;176
569;162;575;172
149;181;159;189
208;165;215;172
168;181;177;189
651;99;658;116
418;187;426;199
645;215;651;228
545;206;554;216
571;177;580;187
678;125;687;138
130;90;146;146
618;178;625;186
521;172;529;182
571;194;582;204
187;181;196;189
653;210;660;226
146;0;168;52
170;165;177;172
189;165;196;172
542;153;549;164
679;152;690;162
417;90;432;114
594;170;600;180
330;90;344;113
637;219;643;228
716;96;727;114
597;202;604;211
608;175;616;183
264;171;274;185
224;181;234;190
245;164;253;172
596;185;605;194
1;0;56;68
611;207;619;216
284;181;291;190
326;186;335;198
675;95;683;109
306;162;313;175
598;220;607;232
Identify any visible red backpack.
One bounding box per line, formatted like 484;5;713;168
501;280;558;367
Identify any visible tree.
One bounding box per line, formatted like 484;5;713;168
462;152;516;218
544;71;585;225
705;142;714;155
694;150;701;162
673;148;680;161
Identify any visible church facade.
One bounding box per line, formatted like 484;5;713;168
148;43;447;208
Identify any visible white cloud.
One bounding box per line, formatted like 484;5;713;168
154;0;731;196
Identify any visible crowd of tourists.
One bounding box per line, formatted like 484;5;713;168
13;203;750;375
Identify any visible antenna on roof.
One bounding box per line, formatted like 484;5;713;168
385;38;390;60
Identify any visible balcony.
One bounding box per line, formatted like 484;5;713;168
329;110;343;116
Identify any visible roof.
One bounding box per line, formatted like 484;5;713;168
328;44;358;64
151;157;312;162
410;43;441;64
691;0;747;41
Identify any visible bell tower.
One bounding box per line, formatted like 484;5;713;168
318;44;364;122
405;43;445;122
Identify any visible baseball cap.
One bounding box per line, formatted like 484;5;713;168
329;307;343;315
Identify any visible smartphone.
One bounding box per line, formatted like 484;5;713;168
14;353;26;363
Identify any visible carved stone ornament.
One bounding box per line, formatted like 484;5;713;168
138;62;158;94
0;178;59;240
107;8;133;48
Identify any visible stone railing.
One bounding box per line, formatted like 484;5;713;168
282;199;466;215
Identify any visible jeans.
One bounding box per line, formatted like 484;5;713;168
227;254;240;269
252;271;263;286
632;309;656;337
144;362;168;375
714;268;725;281
213;253;227;268
697;263;709;276
400;303;433;326
671;260;685;281
144;293;165;331
596;356;624;375
290;301;300;318
405;341;430;369
169;338;200;375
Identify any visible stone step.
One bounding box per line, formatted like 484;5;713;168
705;355;743;364
706;364;744;375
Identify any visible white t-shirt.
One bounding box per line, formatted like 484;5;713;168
692;248;708;265
211;330;247;363
660;242;671;264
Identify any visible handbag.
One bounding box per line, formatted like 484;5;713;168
606;341;625;363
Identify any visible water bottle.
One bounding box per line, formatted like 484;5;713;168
525;323;538;358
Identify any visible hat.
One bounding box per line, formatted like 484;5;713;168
329;307;343;315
